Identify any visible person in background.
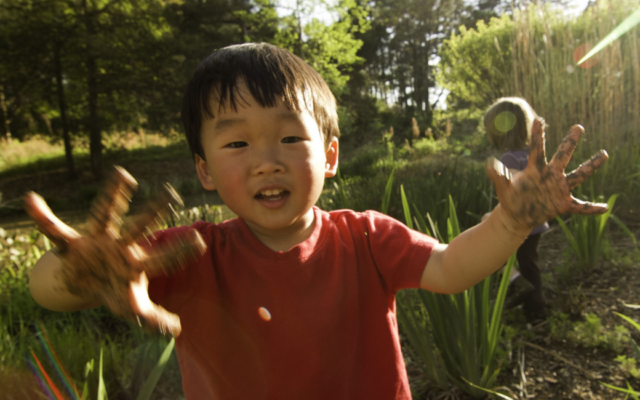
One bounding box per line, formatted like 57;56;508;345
484;97;550;318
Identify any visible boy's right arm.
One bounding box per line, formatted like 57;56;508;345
24;167;206;336
30;250;100;312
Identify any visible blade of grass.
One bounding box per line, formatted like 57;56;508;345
400;185;413;230
97;348;107;400
136;338;176;400
381;169;395;214
601;381;640;397
610;214;637;246
556;217;581;260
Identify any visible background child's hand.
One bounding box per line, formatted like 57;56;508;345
24;167;206;336
487;118;609;231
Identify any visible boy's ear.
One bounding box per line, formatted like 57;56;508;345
195;155;217;191
324;137;339;178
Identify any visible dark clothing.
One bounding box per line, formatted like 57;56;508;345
507;233;546;313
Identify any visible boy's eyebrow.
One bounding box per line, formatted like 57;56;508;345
276;111;305;122
213;118;247;133
213;111;304;133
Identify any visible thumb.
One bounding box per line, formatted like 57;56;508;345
130;272;181;337
23;192;80;251
486;157;511;200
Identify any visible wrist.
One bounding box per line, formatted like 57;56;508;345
491;205;530;237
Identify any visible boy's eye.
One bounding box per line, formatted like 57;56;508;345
226;141;247;148
282;136;301;144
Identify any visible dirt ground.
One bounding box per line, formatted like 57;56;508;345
498;226;640;400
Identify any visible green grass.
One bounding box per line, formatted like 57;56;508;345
0;141;192;181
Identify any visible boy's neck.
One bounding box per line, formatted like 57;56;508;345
245;208;316;252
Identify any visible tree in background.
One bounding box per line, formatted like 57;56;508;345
274;0;370;95
0;0;522;179
0;0;279;179
437;14;514;117
0;0;82;178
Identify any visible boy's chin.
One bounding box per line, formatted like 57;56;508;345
245;209;315;231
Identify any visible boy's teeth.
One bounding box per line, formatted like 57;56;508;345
261;189;282;196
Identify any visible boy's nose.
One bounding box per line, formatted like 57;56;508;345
252;148;285;175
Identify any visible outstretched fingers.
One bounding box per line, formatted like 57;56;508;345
566;196;609;216
23;192;80;251
550;125;584;172
86;166;138;237
565;150;609;189
121;184;183;245
527;118;548;171
141;229;206;277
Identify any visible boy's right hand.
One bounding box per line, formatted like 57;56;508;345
24;167;206;337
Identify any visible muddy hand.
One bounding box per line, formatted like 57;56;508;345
486;118;609;230
23;166;207;336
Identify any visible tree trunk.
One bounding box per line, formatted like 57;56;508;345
0;84;11;141
54;42;77;180
83;0;103;179
296;0;304;58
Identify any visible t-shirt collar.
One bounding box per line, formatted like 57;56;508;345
235;206;326;262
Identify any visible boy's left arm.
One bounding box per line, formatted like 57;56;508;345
421;119;609;294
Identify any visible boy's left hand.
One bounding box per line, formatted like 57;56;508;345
487;118;609;232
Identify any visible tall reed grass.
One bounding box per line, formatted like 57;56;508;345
440;0;640;213
505;0;640;154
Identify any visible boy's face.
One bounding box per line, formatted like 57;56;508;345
195;82;339;239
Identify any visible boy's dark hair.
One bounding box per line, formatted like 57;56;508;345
181;43;340;159
484;97;539;152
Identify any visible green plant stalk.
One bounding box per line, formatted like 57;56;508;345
601;381;640;399
615;313;640;359
556;194;627;268
380;169;395;215
136;338;176;400
396;191;513;398
97;348;107;400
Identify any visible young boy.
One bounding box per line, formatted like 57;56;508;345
27;43;609;399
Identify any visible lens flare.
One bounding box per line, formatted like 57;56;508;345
494;111;516;134
577;7;640;67
573;43;598;69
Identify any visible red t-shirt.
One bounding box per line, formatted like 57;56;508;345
148;207;437;399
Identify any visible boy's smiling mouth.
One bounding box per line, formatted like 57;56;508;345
255;188;290;203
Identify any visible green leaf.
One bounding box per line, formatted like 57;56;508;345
614;312;640;333
400;185;413;230
461;377;515;399
97;348;107;400
610;214;637;246
601;381;640;397
381;169;395;215
556;217;581;261
412;203;432;236
447;195;461;240
136;338;176;400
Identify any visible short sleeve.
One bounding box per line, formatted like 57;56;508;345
145;221;209;310
362;211;438;292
